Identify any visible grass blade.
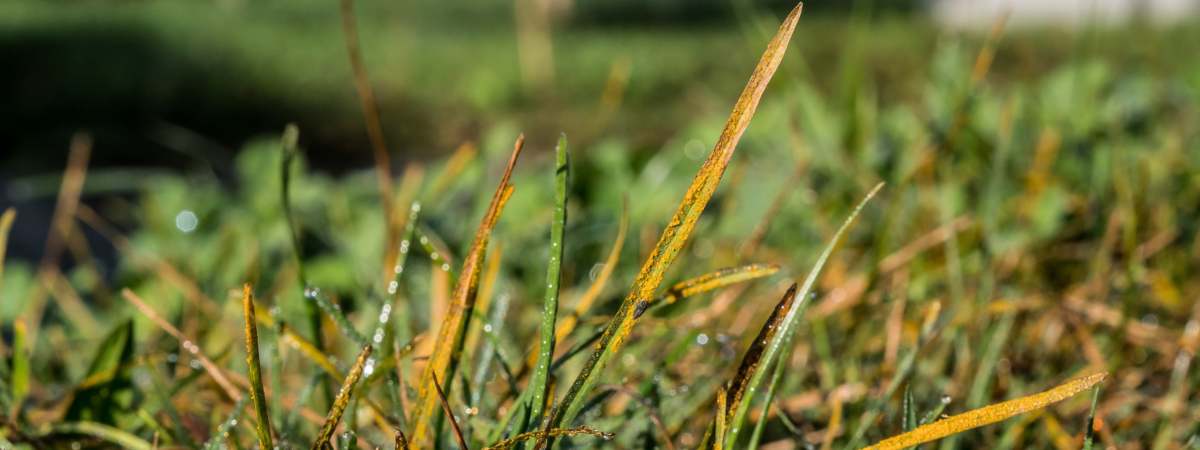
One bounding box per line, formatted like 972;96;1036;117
660;263;781;304
724;183;883;448
11;319;29;419
51;421;153;450
433;375;470;450
242;284;274;450
202;397;246;450
484;426;613;450
0;207;15;301
857;373;1107;450
549;4;802;434
411;136;523;446
526;134;570;432
715;386;729;450
304;283;370;347
1082;386;1101;450
122;289;241;400
280;125;325;352
311;344;373;450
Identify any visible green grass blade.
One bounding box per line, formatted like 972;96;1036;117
11;319;29;419
304;283;370;347
242;284;274;450
202;397;246;450
904;384;916;433
145;361;195;448
51;421;153;450
725;183;883;448
312;344;373;450
525;134;569;437
548;6;802;436
1083;386;1101;450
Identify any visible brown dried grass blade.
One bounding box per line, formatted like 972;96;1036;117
433;375;470;450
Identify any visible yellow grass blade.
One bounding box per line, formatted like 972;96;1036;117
858;373;1107;450
550;4;803;434
410;135;524;445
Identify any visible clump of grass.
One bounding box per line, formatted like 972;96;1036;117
3;1;1197;449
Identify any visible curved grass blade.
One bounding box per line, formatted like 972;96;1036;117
483;426;613;450
661;264;780;304
549;5;803;435
202;397;246;450
1082;386;1101;450
525;134;570;433
311;344;373;450
51;421;153;450
857;373;1107;450
411;136;524;446
724;183;884;448
242;284;274;450
304;283;370;347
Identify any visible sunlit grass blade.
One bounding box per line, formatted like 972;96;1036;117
242;284;274;450
715;386;729;450
549;5;802;435
50;421;153;450
304;283;370;347
483;426;613;450
202;397;246;450
433;375;471;450
725;183;883;448
311;344;373;450
525;134;570;434
1082;386;1101;450
411;135;523;446
661;264;780;303
857;373;1107;450
11;319;29;419
395;428;412;450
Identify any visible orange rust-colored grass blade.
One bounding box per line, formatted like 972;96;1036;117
242;284;274;450
660;264;781;304
311;344;373;450
858;373;1107;450
410;136;524;445
549;4;803;434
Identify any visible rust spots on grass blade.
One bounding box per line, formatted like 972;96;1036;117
661;264;781;303
410;135;524;446
859;373;1108;450
311;344;373;450
549;4;803;435
242;284;274;450
725;284;797;424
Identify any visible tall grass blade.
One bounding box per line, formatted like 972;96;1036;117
725;183;883;448
242;284;274;450
549;5;802;434
857;373;1107;450
51;421;153;450
311;344;373;450
1082;386;1101;450
411;136;524;445
525;134;570;433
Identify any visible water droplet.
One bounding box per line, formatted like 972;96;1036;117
189;359;201;370
696;333;709;345
941;395;952;404
1142;314;1159;329
175;210;198;232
